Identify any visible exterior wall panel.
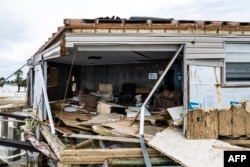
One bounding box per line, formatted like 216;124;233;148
189;65;250;111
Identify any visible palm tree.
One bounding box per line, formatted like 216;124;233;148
15;70;23;92
0;77;4;87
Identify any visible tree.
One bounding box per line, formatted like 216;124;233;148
15;69;23;92
21;79;27;90
0;77;4;87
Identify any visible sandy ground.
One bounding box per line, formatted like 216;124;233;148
0;91;26;105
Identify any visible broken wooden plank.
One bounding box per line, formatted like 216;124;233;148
53;110;91;121
92;125;133;138
245;109;250;137
218;108;232;136
103;120;139;135
97;101;126;114
232;105;245;137
70;139;95;149
24;131;58;161
40;125;66;159
126;114;165;122
63;133;140;143
54;115;91;131
60;156;170;165
62;148;159;156
81;113;125;125
186;109;218;139
43;121;73;135
103;120;154;141
110;157;175;166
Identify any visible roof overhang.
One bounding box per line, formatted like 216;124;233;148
45;34;183;66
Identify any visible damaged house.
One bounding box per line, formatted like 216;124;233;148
24;16;250;166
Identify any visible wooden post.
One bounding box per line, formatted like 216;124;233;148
37;65;55;134
0;116;8;137
7;118;21;162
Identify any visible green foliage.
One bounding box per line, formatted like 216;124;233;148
24;118;37;132
15;127;24;140
14;69;27;92
21;79;27;87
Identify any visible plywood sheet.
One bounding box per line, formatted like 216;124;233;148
148;127;245;167
232;106;245;137
218;109;232;136
186;109;218;139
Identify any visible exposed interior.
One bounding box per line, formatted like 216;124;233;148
46;43;184;110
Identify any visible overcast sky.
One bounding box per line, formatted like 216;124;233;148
1;0;250;79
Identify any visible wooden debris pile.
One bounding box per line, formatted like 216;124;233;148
40;100;180;165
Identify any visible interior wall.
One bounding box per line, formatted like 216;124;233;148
47;62;81;101
79;61;181;94
46;60;182;101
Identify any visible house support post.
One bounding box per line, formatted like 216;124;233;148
139;44;184;167
37;65;55;134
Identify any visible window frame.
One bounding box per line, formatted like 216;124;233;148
224;42;250;86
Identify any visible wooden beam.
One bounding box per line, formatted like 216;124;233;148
61;156;169;165
63;133;140;143
62;148;159;156
110;157;176;166
43;121;73;135
37;65;55;134
40;125;66;159
53;110;91;121
61;148;162;164
70;139;95;149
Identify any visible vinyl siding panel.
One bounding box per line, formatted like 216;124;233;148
186;59;224;67
65;33;250;61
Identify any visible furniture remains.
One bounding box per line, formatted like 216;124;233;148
119;83;136;105
98;83;113;102
154;89;182;109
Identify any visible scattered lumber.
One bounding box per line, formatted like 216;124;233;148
63;133;140;143
92;125;133;137
70;139;95;149
40;125;66;159
60;148;163;164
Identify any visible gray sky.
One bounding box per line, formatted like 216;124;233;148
1;0;250;79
